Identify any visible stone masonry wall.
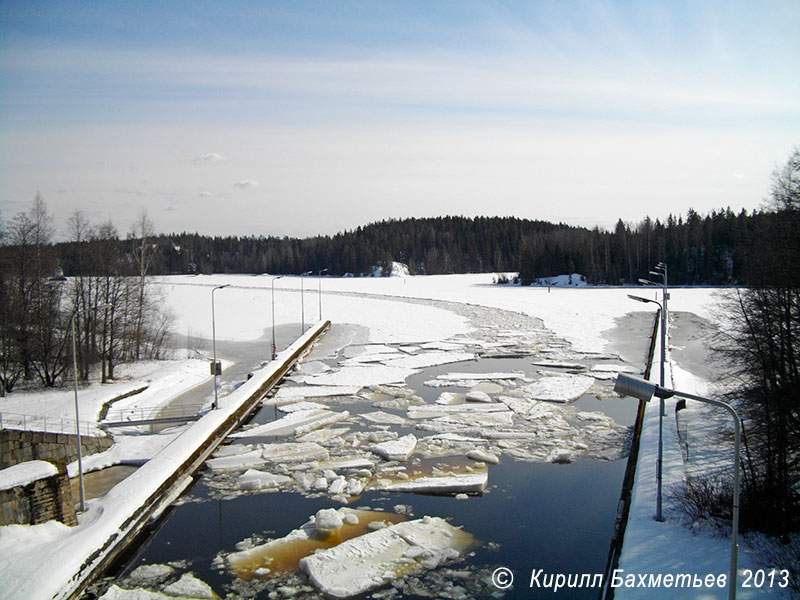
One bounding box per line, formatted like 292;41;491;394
0;460;77;526
0;429;113;470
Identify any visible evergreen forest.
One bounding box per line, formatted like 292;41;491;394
49;209;772;286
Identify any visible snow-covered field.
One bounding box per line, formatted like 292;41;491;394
1;273;783;599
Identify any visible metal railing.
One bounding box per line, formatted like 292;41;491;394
0;411;101;437
101;403;208;428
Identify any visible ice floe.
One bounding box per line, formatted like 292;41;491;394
265;385;362;405
305;365;419;387
230;409;349;438
465;390;491;403
381;351;475;370
369;433;417;461
359;410;407;425
299;516;475;598
224;508;406;580
238;469;293;491
371;472;488;495
524;374;595;402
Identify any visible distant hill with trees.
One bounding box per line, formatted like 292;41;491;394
49;209;769;286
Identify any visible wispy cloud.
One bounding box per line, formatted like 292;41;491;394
193;153;225;164
234;180;260;190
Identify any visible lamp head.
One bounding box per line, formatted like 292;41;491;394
627;294;651;304
614;374;656;402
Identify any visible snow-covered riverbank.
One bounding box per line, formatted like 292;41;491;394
3;274;776;599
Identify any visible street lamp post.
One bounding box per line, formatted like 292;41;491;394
614;374;741;600
318;268;328;321
70;311;86;513
211;284;229;409
300;271;312;334
70;302;110;513
271;276;283;360
628;293;666;521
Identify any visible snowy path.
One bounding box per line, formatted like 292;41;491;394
614;316;790;599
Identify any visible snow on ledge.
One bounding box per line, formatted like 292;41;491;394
0;461;58;491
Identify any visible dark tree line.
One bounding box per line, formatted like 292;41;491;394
519;207;763;286
718;148;800;537
52;211;769;286
0;200;171;392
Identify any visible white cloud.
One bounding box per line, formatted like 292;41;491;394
193;153;225;164
234;180;260;190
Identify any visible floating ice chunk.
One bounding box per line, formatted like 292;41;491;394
547;448;573;464
97;585;165;599
467;449;500;464
319;457;375;471
226;509;406;580
262;442;329;463
207;449;267;472
371;472;488;495
465;390;491;403
315;508;344;533
299;517;474;598
433;411;514;427
524;402;559;420
361;411;407;425
397;345;420;354
238;469;292;491
576;411;612;423
328;477;347;495
435;372;525;382
471;381;504;394
341;352;403;366
267;385;362;405
370;434;417;461
230;409;349;438
382;351;475;370
162;573;217;599
212;444;255;458
297;427;349;444
435;392;462;405
346;478;366;496
524;374;595;402
419;341;466;350
532;360;585;370
407;403;508;419
278;401;329;413
125;564;174;587
590;363;639;373
306;365;419;387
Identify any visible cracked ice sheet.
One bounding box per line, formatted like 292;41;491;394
229;409;349;438
434;372;526;382
360;410;408;425
266;385;362;405
371;472;488;495
305;365;419;387
524;374;595;402
380;351;476;370
299;516;475;599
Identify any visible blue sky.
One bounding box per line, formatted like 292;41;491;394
1;1;798;239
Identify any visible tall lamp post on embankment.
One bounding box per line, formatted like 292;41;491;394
71;302;111;513
318;268;328;321
614;373;742;600
271;276;283;360
300;271;312;333
211;284;229;409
